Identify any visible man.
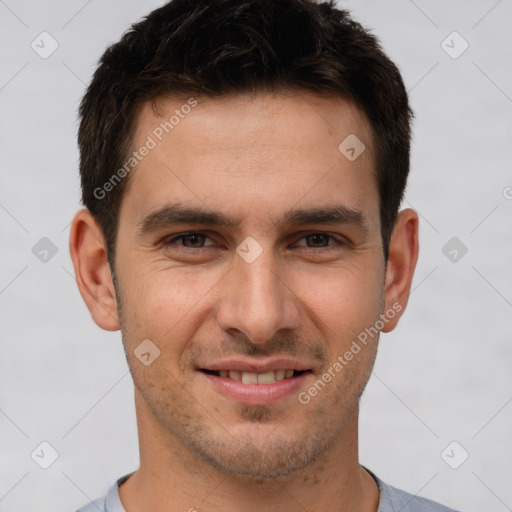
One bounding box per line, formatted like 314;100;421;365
69;0;461;510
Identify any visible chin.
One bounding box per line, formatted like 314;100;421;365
187;426;332;479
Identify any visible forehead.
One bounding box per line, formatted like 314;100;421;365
133;91;373;160
122;91;378;231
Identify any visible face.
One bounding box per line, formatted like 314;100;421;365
111;92;388;478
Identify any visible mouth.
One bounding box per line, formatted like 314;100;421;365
199;368;312;384
197;368;314;405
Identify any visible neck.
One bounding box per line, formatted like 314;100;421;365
119;392;379;512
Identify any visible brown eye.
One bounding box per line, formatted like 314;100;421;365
294;233;344;250
164;232;215;249
304;233;331;247
180;233;207;248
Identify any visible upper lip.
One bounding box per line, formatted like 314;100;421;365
198;357;313;374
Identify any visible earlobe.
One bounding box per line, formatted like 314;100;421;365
69;209;120;331
382;208;419;333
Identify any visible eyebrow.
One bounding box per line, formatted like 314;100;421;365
137;202;368;235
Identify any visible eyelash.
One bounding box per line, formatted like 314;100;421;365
163;231;346;253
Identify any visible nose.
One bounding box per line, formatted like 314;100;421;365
215;248;301;344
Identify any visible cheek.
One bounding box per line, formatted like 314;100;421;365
291;262;384;337
119;260;223;346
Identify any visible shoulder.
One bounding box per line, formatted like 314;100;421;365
74;472;133;512
75;496;107;512
367;469;462;512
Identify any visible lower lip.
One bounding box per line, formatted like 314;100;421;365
198;371;311;406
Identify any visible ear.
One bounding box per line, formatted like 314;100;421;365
69;209;120;331
381;208;419;333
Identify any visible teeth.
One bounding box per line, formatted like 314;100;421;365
257;371;276;384
275;369;286;381
241;372;258;384
216;369;301;384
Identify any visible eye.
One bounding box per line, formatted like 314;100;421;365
164;232;216;249
293;233;345;250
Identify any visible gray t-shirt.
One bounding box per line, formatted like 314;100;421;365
75;468;461;512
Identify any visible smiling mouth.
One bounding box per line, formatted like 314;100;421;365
199;369;311;384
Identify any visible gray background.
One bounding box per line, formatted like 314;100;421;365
1;0;511;511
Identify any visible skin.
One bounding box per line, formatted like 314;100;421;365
70;91;419;512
